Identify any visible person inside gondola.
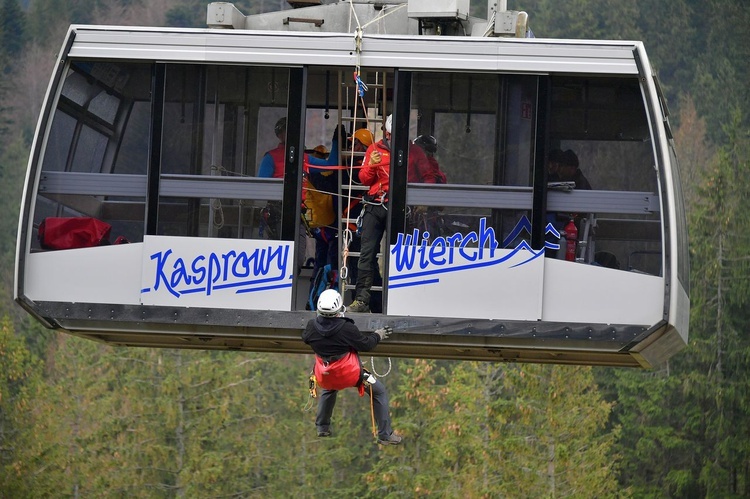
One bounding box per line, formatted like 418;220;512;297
348;115;437;313
305;143;338;300
340;128;385;311
546;148;592;258
258;117;343;178
556;149;591;190
257;117;342;271
304;139;344;310
409;134;447;241
546;148;565;183
412;134;447;184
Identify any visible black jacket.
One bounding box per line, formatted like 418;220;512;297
302;316;380;359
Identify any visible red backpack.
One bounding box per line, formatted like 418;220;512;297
313;351;364;394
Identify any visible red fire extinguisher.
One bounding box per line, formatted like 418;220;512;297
564;218;578;262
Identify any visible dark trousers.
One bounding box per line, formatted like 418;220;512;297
311;227;337;280
355;203;387;305
347;236;383;312
315;379;394;439
314;232;338;272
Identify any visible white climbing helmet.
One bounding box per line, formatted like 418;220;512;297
317;289;345;317
384;114;392;134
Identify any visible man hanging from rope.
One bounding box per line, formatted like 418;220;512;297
302;289;402;445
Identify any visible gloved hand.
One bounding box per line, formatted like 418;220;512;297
332;125;349;144
374;326;393;340
370;150;382;165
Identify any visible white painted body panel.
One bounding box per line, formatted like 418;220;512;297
25;238;296;312
542;258;663;325
25;243;144;305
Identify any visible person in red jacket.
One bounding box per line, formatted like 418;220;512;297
413;134;447;184
409;134;448;240
348;115;436;313
258;117;288;179
302;289;401;444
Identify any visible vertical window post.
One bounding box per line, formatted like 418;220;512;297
531;76;550;250
145;63;166;236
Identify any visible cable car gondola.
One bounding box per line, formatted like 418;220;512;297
14;0;689;368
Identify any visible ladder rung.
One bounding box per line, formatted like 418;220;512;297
341;82;385;89
340;116;386;123
343;284;383;292
342;251;383;258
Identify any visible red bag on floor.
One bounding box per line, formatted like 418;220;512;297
38;217;112;250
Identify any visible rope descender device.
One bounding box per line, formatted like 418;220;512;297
308;374;318;399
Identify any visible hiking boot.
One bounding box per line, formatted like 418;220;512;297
377;433;402;445
317;430;332;437
348;300;370;313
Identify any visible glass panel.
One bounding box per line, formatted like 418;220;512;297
43;61;152;176
157;197;275;239
547;76;661;274
31;194;145;251
40;111;75;172
670;143;689;292
99;197;146;243
60;69;94;106
70;125;107;173
33;60;152;250
161;65;290;178
161;64;204;176
113;101;151;175
408;73;533;188
89;91;119;124
157;64;290;241
504;77;537;187
433;112;495;185
404;72;535;252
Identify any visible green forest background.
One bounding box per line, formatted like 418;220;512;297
0;0;748;496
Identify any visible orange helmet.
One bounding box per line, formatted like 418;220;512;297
313;145;329;156
351;128;374;146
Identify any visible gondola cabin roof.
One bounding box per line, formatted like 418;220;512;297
66;25;643;74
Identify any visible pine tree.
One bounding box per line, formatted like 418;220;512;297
0;317;43;496
611;110;750;496
687;109;750;495
0;0;26;62
365;360;618;497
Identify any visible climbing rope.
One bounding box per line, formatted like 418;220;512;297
342;4;395;385
368;378;377;438
368;356;392;377
339;3;365;284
